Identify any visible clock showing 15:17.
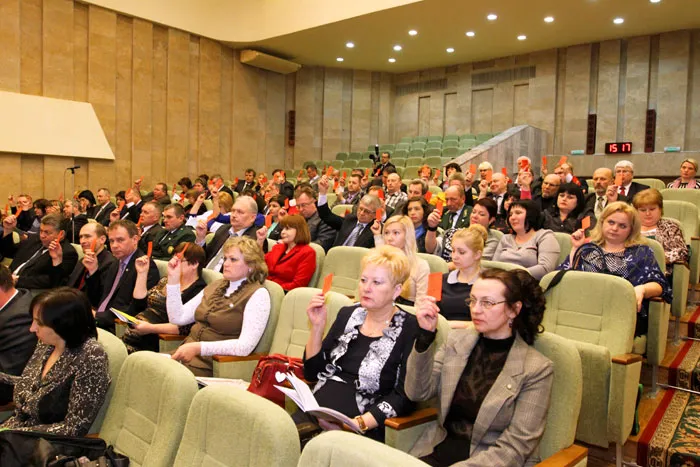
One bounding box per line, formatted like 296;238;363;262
605;142;632;154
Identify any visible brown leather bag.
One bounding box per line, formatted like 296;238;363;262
247;354;304;407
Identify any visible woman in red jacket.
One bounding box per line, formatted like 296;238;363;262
256;214;316;292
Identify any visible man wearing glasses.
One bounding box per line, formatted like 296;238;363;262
294;186;336;252
614;160;649;200
533;174;561;213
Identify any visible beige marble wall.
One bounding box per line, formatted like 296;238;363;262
623;36;651;151
471;89;494;133
595;40;621;153
562;44;592;153
657;31;690;150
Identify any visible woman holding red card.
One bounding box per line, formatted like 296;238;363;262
372;215;430;306
255;214;316;292
301;245;419;441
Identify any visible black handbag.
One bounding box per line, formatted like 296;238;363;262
0;430;128;467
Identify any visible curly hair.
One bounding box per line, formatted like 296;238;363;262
479;268;546;345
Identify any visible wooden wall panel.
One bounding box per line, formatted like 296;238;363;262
166;28;190;183
232;51;261;174
198;38;221;175
596;40;621;153
130;19;153;187
444;93;458;135
322;68;343;160
150;25;167;185
72;2;88;189
219;48;233;178
0;0;22;201
688;31;700;151
623;36;651;150
656;31;690;149
265;72;286;173
418;96;430;136
115;16;133;190
350;70;372;152
20;0;42;96
188;37;200;176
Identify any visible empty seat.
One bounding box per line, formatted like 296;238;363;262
342;160;358;169
335;152;348;161
402;166;421;181
424;148;441;158
302;160;316;168
476;133;492;141
395;143;410;151
399;136;413;144
348;152;362;160
379;144;395;152
443;134;459;142
410;142;426;151
417;253;449;273
426;141;442;149
424;156;442;168
552;232;572;265
367;144;376;152
301;431;426;467
442;147;460;158
459;133;475;140
408;149;424;158
319;246;370;297
635;178;666;191
406;157;424;167
459;138;477;147
392;157;407;167
442;140;459;149
89;329;128;434
427;135;442;142
332;204;353;217
412;136;428;143
441;156;453;166
357;159;374;169
393;149;408;159
394;166;405;178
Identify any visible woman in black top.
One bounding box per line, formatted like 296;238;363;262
303;245;418;441
542;183;585;234
123;242;207;352
0;288;110;436
401;196;433;253
438;224;488;328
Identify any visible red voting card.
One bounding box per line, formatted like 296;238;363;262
344;208;351;217
542;155;548;167
287;206;299;215
424;192;432;202
326;166;334;177
260;177;267;185
485;171;492;182
435;199;444;217
469;164;477;175
342;171;347;179
614;174;623;186
284;198;290;209
137;176;144;185
90;237;97;252
118;200;125;212
375;209;382;223
365;168;370;178
4;204;8;216
376;189;385;200
581;216;591;231
557;156;568;166
126;188;132;197
435;169;440;179
322;273;334;295
136;215;143;227
428;272;443;301
58;192;64;202
265;214;272;228
146;241;153;258
234;177;239;185
206;212;217;222
298;170;304;179
177;242;190;259
501;167;508;177
172;183;178;194
334;180;339;190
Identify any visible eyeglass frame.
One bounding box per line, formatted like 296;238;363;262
465;296;508;310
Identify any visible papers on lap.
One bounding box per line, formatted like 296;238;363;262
110;308;138;324
196;377;249;390
274;371;361;433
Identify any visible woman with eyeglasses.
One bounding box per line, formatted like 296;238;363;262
406;268;553;466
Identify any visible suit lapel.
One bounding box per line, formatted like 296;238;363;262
469;334;527;451
440;331;480;422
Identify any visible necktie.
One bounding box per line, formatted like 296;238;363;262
97;261;127;313
448;212;457;229
343;223;365;246
496;195;503;214
595;196;605;218
619;186;626;196
207;231;237;271
13;248;47;275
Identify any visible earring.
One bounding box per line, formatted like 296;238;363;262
508;318;513;328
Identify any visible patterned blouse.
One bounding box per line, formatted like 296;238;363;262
641;218;689;275
0;339;110;436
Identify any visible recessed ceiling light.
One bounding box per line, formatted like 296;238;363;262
388;58;396;63
650;0;661;3
345;42;354;48
446;47;455;53
408;29;418;36
336;57;344;62
487;13;498;21
517;35;527;41
465;31;475;37
393;45;402;51
544;16;554;23
613;17;624;24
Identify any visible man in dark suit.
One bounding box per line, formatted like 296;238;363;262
120;188;144;223
60;222;116;308
367;186;395;220
234;169;259;194
86;220;159;333
10;194;35;233
531;174;560;213
295;185;337;252
145;182;172;207
478;173;520;232
272;169;295;200
78;190;98;219
61;199;89;244
0;213;78;291
425;186;472;261
0;265;36;404
150;204;196;260
92;188;116;226
210;174;234;198
195;195;259;272
305;165;321;192
137;201;164;253
582;167;629;219
614;160;649;201
372;152;396;177
333;173;364;208
316;177;379;248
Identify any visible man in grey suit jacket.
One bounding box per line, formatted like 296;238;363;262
0;265;36;404
294;185;336;252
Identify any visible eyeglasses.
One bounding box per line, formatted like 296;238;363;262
465;297;507;310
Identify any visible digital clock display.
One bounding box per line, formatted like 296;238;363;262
605;142;632;154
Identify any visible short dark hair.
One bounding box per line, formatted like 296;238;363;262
155;182;168;192
33;198;51;213
401;196;433;225
507;200;543;232
197;174;210;184
269;195;287;207
383;166;397;175
178;177;193;189
30;287;97;348
295;185;317;201
305;163;318;172
474;198;498;220
0;264;14;292
445;162;462;173
145;200;163;215
174;242;205;275
479;268;545;345
164;203;185;217
40;213;63;231
409;179;428;195
108;219;139;237
554;183;585;219
245;169;257;177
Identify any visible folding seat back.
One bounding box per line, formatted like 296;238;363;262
417;253;449;274
89;329;128;434
318;246;370;297
634;178;666;191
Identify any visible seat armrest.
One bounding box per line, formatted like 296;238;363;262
608;353;643;445
646;298;670;366
611;353;643;365
385;407;438;430
158;334;185;353
213;352;267;363
536;444;588;467
213;353;267;379
114;319;127;339
159;334;185;341
690;237;700;283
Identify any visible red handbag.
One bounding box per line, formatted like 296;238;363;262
247;354;304;407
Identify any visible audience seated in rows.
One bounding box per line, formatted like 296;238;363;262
542;183;586;234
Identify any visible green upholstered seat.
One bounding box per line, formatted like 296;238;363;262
318;246;370;297
417;253;449;274
89;329;128;435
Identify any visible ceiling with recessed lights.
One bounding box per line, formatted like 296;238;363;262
227;0;700;72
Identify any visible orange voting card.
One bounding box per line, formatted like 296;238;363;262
334;180;339;190
58;192;64;202
137;176;144;185
177;242;190;259
557;156;568;166
234;177;239;185
469;164;477;175
146;241;153;258
89;237;98;252
118;200;125;212
375;208;383;223
424;192;432;202
206;212;217;222
501;167;508;177
435;199;444;217
485;171;493;182
365;168;370;178
326;166;334;177
376;189;385;200
298;170;304;179
322;273;334;295
265;214;272;228
581;216;591;231
614;173;623;186
126;188;132;197
284;198;290;209
172;183;178;194
542;155;548;167
4;204;8;216
435;169;440;179
344;208;351;217
427;272;443;301
342;171;347;179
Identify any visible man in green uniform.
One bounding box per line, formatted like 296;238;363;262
150;204;195;260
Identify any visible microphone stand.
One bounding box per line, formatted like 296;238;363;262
64;165;79;243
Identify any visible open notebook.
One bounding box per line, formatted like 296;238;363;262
274;371;361;433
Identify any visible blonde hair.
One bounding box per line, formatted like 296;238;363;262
451;224;488;253
632;188;663;214
217;192;234;212
383;215;418;264
360;245;410;286
681;158;698;172
223;236;268;284
589;201;644;247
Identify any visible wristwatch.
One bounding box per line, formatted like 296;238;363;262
355;415;368;433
